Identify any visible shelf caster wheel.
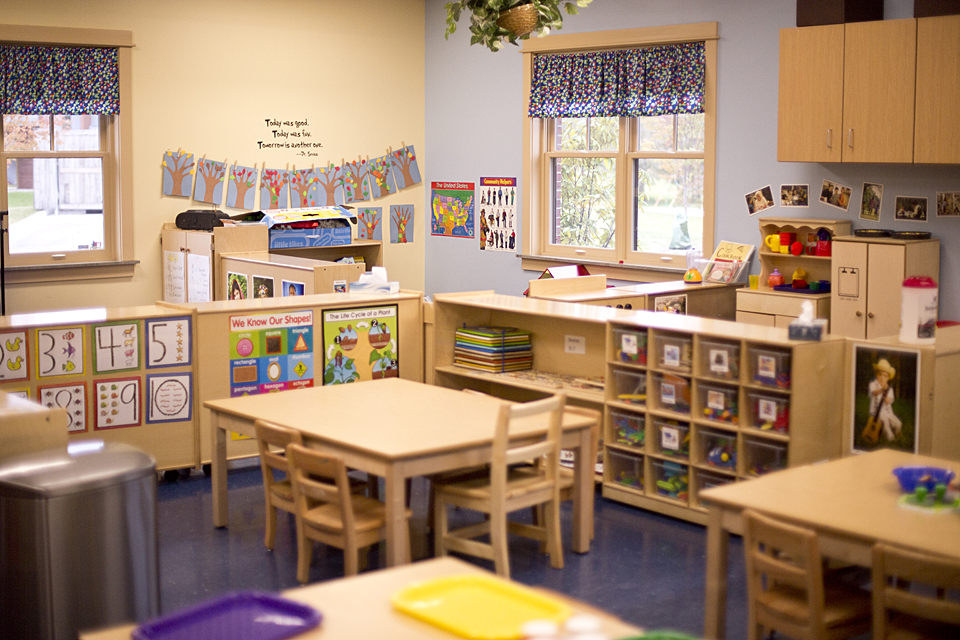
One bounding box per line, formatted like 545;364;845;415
178;468;191;478
163;469;180;482
202;463;212;477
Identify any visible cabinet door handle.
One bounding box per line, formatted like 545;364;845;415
827;129;832;149
867;312;875;319
856;311;863;317
848;129;854;148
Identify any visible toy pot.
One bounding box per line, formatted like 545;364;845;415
767;269;784;287
764;234;780;252
816;240;832;256
779;232;796;247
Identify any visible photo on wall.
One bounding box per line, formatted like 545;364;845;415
895;196;928;222
227;272;249;300
745;185;775;215
860;182;883;222
937;192;960;217
820;179;852;211
253;275;274;299
282;280;305;296
780;184;808;207
851;344;919;455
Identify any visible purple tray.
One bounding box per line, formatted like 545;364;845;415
132;591;321;640
773;283;831;294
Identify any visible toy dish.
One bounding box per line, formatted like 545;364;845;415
892;466;956;493
853;229;891;237
889;231;932;240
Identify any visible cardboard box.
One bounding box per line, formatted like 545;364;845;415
914;0;960;17
796;0;883;26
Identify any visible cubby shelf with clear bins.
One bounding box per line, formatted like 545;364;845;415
603;309;847;525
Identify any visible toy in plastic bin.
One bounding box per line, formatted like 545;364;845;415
707;443;736;469
656;462;688;501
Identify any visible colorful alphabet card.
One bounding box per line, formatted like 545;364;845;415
390;205;414;244
357;207;383;241
36;327;85;378
95;377;141;430
162;150;195;197
322;305;398;384
478;177;516;252
227;164;258;209
145;317;191;368
367;155;396;199
390;145;421;190
194;158;227;205
431;182;474;238
229;310;314;397
0;331;29;382
260;168;290;210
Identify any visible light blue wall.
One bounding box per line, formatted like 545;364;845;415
424;0;960;319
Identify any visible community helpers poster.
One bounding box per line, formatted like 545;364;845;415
431;182;474;238
229;310;314;397
478;177;516;252
322;305;399;384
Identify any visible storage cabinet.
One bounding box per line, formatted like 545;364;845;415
603;312;845;524
161;225;267;303
914;15;960;163
830;235;940;339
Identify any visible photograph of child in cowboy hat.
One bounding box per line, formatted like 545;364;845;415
852;346;918;454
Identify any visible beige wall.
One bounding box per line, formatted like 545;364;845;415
6;0;426;313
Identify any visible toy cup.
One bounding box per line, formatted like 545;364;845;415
816;240;832;256
764;234;781;253
779;232;796;247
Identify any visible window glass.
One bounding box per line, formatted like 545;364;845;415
635;114;674;152
676;113;705;152
557;118;587;151
552;156;616;248
634;157;704;253
54;115;100;151
3;115;51;152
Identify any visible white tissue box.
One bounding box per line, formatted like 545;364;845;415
788;318;827;341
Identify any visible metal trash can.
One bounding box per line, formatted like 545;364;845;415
0;441;159;639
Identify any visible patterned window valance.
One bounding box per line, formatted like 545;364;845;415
528;41;705;118
0;44;119;115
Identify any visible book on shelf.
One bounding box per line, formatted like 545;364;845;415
704;240;754;283
453;326;532;373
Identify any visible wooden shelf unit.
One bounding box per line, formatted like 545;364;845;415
270;239;383;268
603;311;846;525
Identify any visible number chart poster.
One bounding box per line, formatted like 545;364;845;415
229;310;314;397
431;181;474;238
322;305;398;384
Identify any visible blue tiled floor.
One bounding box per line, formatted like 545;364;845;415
156;462;749;639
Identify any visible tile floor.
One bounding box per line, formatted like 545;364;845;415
156;461;750;639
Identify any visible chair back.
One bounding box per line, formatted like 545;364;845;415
743;509;825;627
492;393;565;495
286;444;355;533
873;543;960;635
254;420;303;489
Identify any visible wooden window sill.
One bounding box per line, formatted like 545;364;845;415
4;260;139;284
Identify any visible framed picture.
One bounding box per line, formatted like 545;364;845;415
850;344;919;454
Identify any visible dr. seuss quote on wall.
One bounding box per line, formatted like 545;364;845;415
258;118;323;157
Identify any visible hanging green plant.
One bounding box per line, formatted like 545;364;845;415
444;0;593;52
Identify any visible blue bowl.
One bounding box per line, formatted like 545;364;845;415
892;466;956;493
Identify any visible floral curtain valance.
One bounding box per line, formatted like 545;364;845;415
0;45;119;115
528;41;705;118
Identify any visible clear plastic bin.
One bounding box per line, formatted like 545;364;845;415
744;437;788;476
657;334;693;372
747;391;790;434
698;383;739;424
653;418;690;459
749;346;792;389
607;449;644;489
699;340;740;381
695;469;736;507
651;372;691;415
613;327;648;365
610;409;645;449
652;459;689;503
612;369;647;405
698;426;738;471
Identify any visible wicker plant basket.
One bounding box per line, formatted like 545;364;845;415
496;3;539;36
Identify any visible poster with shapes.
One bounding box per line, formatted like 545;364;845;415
282;280;304;296
937;191;960;217
187;253;210;303
229;310;313;396
260;168;290;210
253;275;274;299
36;327;84;378
93;322;140;373
311;163;344;206
193;158;227;205
322;305;398;384
163;250;185;303
227;272;249;300
390;145;421;190
860;182;883;221
851;345;919;454
145;317;191;368
95;377;140;430
478;177;516;251
820;179;852;211
147;373;192;423
341;159;370;203
357;207;383;241
367;155;396;199
161;150;194;197
289;168;317;208
895;196;928;222
431;182;474;238
0;331;29;382
38;382;87;432
391;205;415;243
227;164;258;209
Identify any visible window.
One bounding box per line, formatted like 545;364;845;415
0;25;133;279
522;24;717;277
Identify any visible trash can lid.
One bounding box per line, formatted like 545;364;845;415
0;441;156;499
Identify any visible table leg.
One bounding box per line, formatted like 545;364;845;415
570;427;593;554
211;412;229;528
703;506;729;640
383;466;411;566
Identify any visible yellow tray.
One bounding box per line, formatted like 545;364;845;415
391;574;571;640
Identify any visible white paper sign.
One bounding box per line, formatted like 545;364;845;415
709;349;729;374
164;250;185;303
621;334;638;355
187;253;210;303
708;390;725;411
661;382;676;405
661;425;679;451
663;344;680;367
758;398;778;422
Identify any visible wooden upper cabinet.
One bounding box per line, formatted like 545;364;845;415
778;25;844;163
914;15;960;164
841;19;916;163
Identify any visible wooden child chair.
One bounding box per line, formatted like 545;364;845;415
872;542;960;639
286;444;411;583
433;392;566;578
742;509;871;640
254;420;304;550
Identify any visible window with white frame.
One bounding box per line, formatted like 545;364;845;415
522;24;717;275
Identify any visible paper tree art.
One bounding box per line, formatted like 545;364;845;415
341;159;370;204
390;205;414;244
290;168;318;208
311;163;344;206
390;145;421;190
260;168;290;210
226;164;258;209
193;159;227;205
368;155;396;199
357;207;383;241
162;151;195;197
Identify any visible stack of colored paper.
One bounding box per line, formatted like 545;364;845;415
454;326;532;373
